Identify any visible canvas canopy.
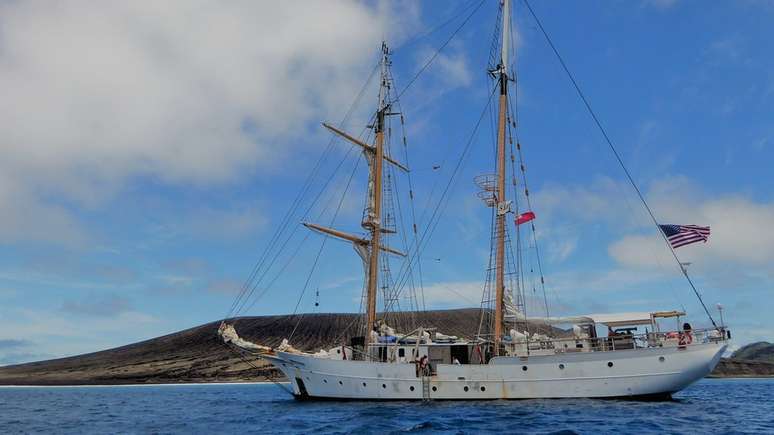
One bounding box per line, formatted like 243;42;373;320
505;310;685;327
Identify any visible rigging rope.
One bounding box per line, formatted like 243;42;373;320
507;96;550;319
288;138;364;341
225;63;380;319
395;0;486;100
388;68;426;312
399;0;484;51
522;0;717;327
389;82;500;306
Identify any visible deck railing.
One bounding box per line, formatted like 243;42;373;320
509;327;730;354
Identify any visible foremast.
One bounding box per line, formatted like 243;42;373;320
493;0;511;356
365;42;391;349
305;42;406;354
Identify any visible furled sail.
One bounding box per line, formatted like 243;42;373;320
218;323;272;352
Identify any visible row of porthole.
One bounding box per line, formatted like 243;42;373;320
431;386;487;392
310;358;667;388
314;377;415;391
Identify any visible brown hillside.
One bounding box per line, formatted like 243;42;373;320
0;309;514;385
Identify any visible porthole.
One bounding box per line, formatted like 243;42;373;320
410;386;415;391
338;380;343;385
522;365;528;371
432;386;437;392
362;382;367;387
323;379;328;383
382;384;386;389
607;362;614;368
659;356;665;363
464;386;469;392
480;386;486;392
306;377;310;381
559;364;565;370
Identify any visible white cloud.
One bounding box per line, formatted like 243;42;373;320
0;1;415;245
610;181;774;270
546;238;578;263
533;176;646;228
0;306;162;363
426;43;473;89
421;280;484;306
534;175;774;273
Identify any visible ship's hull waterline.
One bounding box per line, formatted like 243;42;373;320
262;342;726;400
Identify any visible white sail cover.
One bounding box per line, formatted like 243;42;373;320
505;311;658;327
218;323;272;352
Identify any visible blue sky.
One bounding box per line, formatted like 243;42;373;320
1;0;773;365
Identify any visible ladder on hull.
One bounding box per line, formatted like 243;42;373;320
421;376;431;401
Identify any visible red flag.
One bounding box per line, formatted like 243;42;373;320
515;211;535;226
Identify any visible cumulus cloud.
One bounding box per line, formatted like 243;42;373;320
534;176;645;228
610;177;774;270
534;175;774;273
2;307;160;363
0;1;415;246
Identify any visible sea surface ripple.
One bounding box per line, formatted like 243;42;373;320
1;378;772;434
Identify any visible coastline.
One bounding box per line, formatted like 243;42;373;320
1;315;771;387
0;381;287;388
1;373;771;388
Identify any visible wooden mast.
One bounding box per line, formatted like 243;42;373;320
493;0;511;356
364;42;390;351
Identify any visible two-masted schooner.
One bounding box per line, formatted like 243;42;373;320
220;0;729;400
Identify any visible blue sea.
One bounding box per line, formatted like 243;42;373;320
1;378;772;434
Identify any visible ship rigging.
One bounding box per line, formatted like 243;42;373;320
218;0;729;400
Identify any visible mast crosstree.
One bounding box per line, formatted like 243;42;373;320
304;42;402;352
220;0;730;402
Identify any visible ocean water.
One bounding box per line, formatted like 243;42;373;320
1;379;772;434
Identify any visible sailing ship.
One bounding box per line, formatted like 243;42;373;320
220;0;729;400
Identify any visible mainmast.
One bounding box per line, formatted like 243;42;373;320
493;0;511;356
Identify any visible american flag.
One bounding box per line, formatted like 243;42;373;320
658;224;711;249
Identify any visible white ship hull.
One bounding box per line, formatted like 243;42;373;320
263;341;726;400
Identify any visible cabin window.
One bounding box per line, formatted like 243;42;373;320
607;361;614;368
399;348;405;357
464;386;469;392
522;365;528;371
480;386;486;392
559;364;565;370
410;386;415;391
659;356;665;362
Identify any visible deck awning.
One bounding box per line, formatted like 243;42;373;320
506;310;685;327
584;312;653;327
